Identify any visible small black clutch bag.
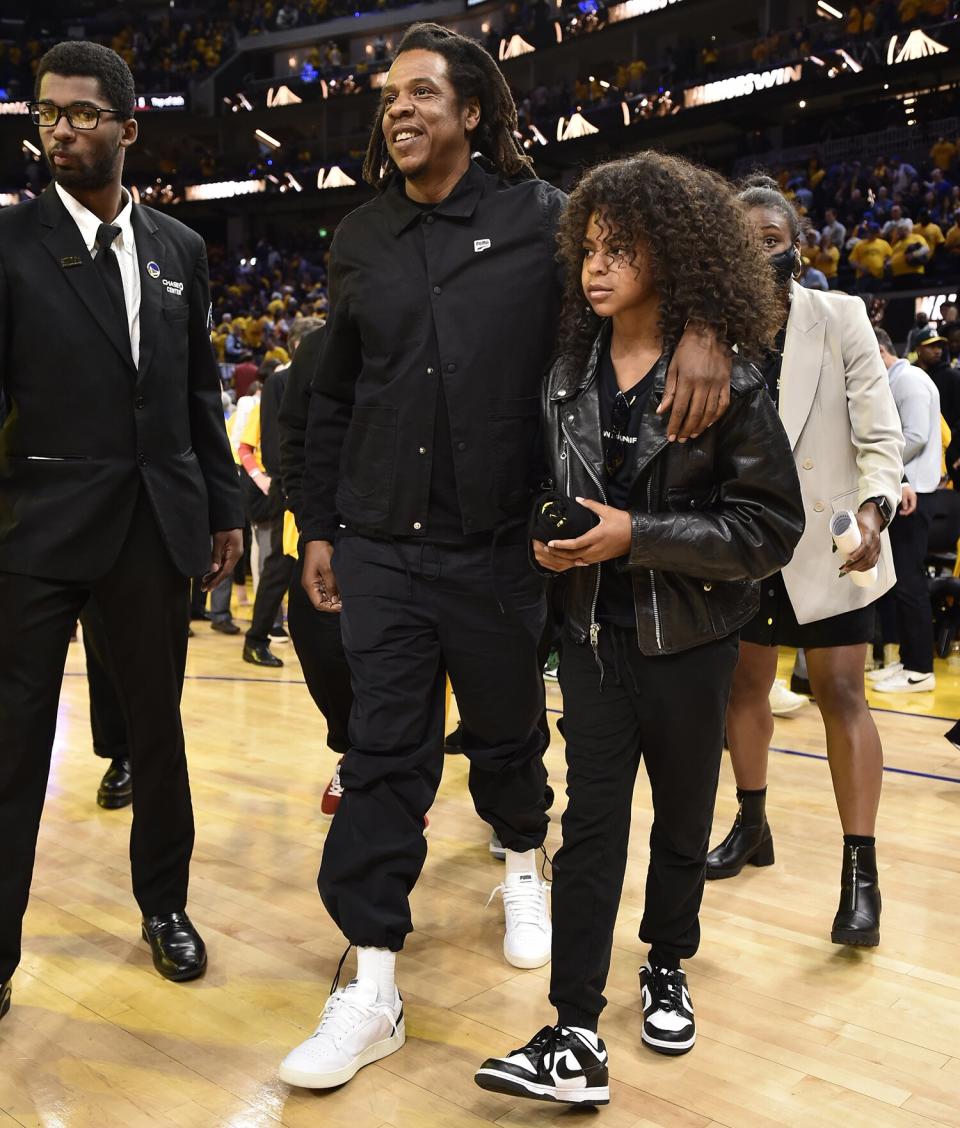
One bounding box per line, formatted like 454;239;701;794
529;490;600;543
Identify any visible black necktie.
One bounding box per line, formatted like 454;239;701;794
95;222;126;324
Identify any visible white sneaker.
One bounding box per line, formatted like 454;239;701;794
278;977;404;1089
769;678;807;716
488;872;551;969
874;669;935;694
867;662;903;683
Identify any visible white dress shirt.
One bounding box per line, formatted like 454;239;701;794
56;182;141;367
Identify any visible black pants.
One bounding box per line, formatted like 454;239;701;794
879;492;934;673
550;626;739;1030
318;534;550;951
247;514;295;645
0;494;193;984
286;553;353;756
81;601;129;761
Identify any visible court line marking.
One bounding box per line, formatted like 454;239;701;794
61;673;960;785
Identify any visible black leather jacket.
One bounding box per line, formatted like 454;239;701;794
543;328;805;656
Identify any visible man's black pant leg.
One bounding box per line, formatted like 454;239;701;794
0;572;87;983
318;536;445;951
440;544;549;852
287;557;353;756
247;515;295;646
81;601;129;761
91;495;193;916
889;495;934;674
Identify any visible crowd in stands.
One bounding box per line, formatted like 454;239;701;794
764;138;960;292
207;241;330;391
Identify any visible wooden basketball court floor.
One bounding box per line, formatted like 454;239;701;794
3;608;960;1128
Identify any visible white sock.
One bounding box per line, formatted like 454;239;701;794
505;848;538;879
566;1026;599;1050
355;946;396;1002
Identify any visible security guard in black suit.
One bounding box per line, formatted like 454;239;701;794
0;42;243;1023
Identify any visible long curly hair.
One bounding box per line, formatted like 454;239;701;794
362;22;534;190
556;153;781;371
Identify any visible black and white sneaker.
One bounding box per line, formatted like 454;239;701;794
640;962;696;1055
475;1024;609;1105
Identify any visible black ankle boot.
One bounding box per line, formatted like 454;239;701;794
831;843;881;946
705;791;774;880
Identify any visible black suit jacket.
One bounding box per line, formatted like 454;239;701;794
0;185;242;581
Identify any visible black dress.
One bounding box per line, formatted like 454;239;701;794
739;328;876;649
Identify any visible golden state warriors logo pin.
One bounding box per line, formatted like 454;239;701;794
147;261;161;279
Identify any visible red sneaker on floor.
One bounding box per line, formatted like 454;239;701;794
321;760;343;816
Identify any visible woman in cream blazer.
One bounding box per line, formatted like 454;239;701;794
706;176;904;948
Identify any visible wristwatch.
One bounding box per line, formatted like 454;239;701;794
861;495;893;530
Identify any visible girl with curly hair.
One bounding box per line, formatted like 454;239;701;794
474;153;805;1106
706;176;904;949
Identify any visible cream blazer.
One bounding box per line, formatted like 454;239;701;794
778;283;904;624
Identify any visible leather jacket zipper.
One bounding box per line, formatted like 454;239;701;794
646;477;663;651
562;421;605;676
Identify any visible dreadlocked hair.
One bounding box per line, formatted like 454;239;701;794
556;152;781;373
362;21;534;190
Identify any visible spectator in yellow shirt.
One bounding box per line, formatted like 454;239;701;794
849;224;892;283
814;233;840;284
930;135;957;172
888;222;930;285
264;342;291;366
898;0;922;23
944;215;960;262
914;211;945;259
846;5;863;33
244;313;272;350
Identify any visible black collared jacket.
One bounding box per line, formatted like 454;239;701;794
301;160;566;542
545;326;805;656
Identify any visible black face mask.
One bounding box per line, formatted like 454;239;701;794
769;247;797;287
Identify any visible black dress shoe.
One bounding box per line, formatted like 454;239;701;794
831;843;881;946
211;618;241;635
191;610;211;622
706;790;774;880
0;979;10;1021
243;642;283;667
97;758;132;809
142;912;207;981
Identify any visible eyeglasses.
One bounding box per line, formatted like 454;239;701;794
28;101;124;129
603;391;632;477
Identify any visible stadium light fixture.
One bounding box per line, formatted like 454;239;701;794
558;112;600;141
888;30;949;64
255;129;282;150
318;166;357;189
816;1;843;19
21;139;40;158
499;35;536;60
267;86;303;108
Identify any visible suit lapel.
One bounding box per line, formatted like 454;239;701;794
132;204;164;381
38;186;136;372
779;283;827;451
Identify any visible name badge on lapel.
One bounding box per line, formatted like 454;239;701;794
60;255;83;269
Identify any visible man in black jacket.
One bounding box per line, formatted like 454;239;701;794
0;42;243;1021
282;24;733;1088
